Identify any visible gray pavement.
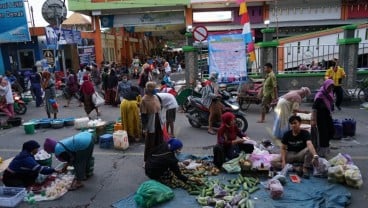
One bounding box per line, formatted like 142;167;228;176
0;76;367;207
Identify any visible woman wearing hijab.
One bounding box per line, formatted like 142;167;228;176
64;69;80;107
311;79;335;157
213;112;254;168
105;69;119;106
140;81;163;162
138;63;152;96
80;75;100;118
3;140;58;187
273;87;311;139
41;71;58;119
44;131;94;191
0;78;15;118
120;86;142;142
145;138;188;183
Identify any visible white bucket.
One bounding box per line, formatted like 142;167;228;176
113;130;129;150
74;117;90;129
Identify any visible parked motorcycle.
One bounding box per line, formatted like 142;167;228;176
186;90;248;132
13;93;27;115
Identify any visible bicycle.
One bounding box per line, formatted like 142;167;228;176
344;77;368;103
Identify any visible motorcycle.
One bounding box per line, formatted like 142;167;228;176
186;90;248;132
13;93;27;115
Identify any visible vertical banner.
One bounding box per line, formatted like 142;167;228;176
0;0;31;43
239;0;256;65
208;34;247;83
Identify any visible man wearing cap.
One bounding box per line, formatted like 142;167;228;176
201;72;222;135
3;140;59;187
145;138;188;183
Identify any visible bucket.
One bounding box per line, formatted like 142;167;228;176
113;130;129;150
342;118;356;137
114;123;123;131
333;119;343;140
24;122;35;134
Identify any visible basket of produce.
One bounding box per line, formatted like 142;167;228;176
51;120;64;129
7;117;22;127
63;117;75;126
0;186;27;207
35;150;53;167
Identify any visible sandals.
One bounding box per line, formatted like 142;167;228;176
207;130;216;135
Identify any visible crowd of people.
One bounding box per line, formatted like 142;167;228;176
1;55;348;192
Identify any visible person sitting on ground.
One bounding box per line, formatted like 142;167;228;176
271;115;319;179
213;112;255;168
145;138;188;183
44;131;94;191
2;140;59;188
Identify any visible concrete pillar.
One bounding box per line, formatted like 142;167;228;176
337;24;362;89
258;28;279;74
182;45;198;88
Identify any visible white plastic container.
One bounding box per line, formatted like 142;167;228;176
113;130;129;150
74;117;90;129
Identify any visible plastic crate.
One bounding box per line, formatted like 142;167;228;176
99;134;113;149
0;186;26;207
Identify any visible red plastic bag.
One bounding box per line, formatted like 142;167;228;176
162;124;170;142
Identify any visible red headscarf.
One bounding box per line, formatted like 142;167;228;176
217;112;238;146
80;75;95;95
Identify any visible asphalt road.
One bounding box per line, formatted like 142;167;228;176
0;73;367;208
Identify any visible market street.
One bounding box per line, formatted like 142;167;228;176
0;79;367;207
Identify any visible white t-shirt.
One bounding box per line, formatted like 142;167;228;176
156;93;178;110
164;65;171;73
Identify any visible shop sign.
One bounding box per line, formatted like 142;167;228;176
0;0;30;43
43;49;55;66
114;11;184;27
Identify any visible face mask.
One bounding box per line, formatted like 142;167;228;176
122;79;127;82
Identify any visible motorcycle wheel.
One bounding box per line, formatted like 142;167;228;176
14;103;27;115
235;115;248;132
188;111;201;128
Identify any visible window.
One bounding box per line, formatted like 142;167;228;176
193;11;233;23
18;49;35;70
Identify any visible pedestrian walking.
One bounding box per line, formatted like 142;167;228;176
324;59;346;111
29;66;43;107
63;69;80;107
41;71;58;119
257;63;278;123
80;75;100;118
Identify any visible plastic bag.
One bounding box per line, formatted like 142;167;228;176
327;165;345;183
329;153;348;166
134;180;174;208
268;179;284;199
249;153;278;169
92;92;104;107
313;158;330;178
344;166;363;189
222;152;246;173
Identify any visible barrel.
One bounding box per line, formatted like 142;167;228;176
99;134;113;149
342;118;356;137
24;122;35;134
333;119;343;140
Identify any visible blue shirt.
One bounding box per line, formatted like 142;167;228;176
55;132;92;156
8;151;54;175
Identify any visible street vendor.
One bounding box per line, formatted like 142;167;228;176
2;140;59;187
213;112;255;168
271;115;319;178
43;131;94;191
145;138;188;183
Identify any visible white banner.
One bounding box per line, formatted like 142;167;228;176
114;11;184;27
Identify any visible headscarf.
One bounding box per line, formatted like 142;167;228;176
314;79;334;111
167;138;183;152
221;112;235;126
22;140;40;152
44;138;57;153
80;74;95;95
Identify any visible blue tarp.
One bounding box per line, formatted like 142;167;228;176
112;176;350;208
